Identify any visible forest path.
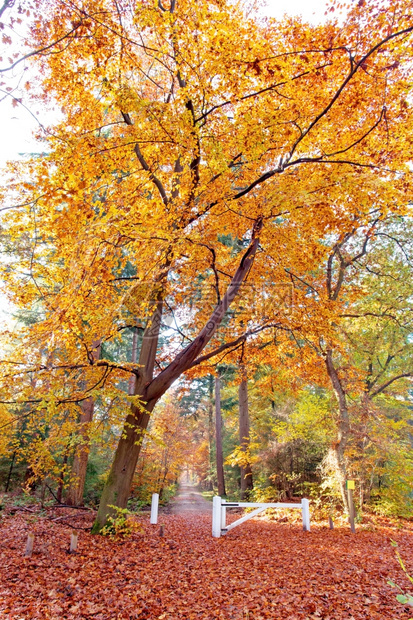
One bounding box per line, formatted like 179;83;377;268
169;484;212;515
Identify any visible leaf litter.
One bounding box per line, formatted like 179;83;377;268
0;508;412;619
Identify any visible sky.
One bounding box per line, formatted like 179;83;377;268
0;0;329;168
266;0;329;22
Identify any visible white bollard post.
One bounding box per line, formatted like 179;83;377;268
221;502;226;530
150;493;159;525
302;498;310;532
212;496;222;538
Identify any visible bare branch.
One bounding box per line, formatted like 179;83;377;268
195;66;324;124
287;24;413;160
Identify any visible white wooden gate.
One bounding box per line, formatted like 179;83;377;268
212;496;310;537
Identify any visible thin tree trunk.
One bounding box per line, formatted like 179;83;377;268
207;374;214;490
66;341;101;506
65;397;95;506
56;451;68;503
128;325;139;395
215;375;226;497
5;451;15;492
325;349;350;512
238;370;253;500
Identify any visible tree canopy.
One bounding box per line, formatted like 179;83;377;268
0;0;413;527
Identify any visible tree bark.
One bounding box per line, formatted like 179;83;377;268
92;297;162;532
325;349;350;512
215;375;226;497
65;397;95;506
4;451;15;492
66;341;101;506
238;370;253;500
207;375;214;491
56;451;68;504
92;397;156;531
128;325;139;396
93;224;261;531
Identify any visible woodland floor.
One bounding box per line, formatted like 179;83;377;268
0;489;413;619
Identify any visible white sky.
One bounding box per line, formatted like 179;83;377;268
0;0;329;168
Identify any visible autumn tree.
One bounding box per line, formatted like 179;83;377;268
259;215;413;510
321;217;413;510
220;358;255;499
214;373;226;496
133;394;190;502
0;0;413;530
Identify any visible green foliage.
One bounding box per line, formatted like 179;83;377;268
273;392;335;446
100;505;142;539
370;448;413;518
159;483;179;505
130;481;179;506
0;455;27;491
250;472;283;503
82;447;113;506
388;540;413;616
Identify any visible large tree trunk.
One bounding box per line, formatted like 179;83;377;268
93;224;261;532
325;349;350;512
215;374;226;497
238;370;253;500
66;341;101;506
92;398;155;531
92;299;162;532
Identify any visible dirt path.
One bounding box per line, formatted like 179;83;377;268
169;484;212;515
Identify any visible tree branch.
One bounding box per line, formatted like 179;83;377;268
0;0;14;19
370;372;413;398
287;24;413;161
0;22;83;73
146;218;263;402
121;112;168;206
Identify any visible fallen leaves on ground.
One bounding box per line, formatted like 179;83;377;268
0;508;412;619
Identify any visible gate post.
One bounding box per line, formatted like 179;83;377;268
212;496;222;538
302;498;310;531
221;502;226;530
150;493;159;525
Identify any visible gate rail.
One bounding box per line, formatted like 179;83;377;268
212;496;310;537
